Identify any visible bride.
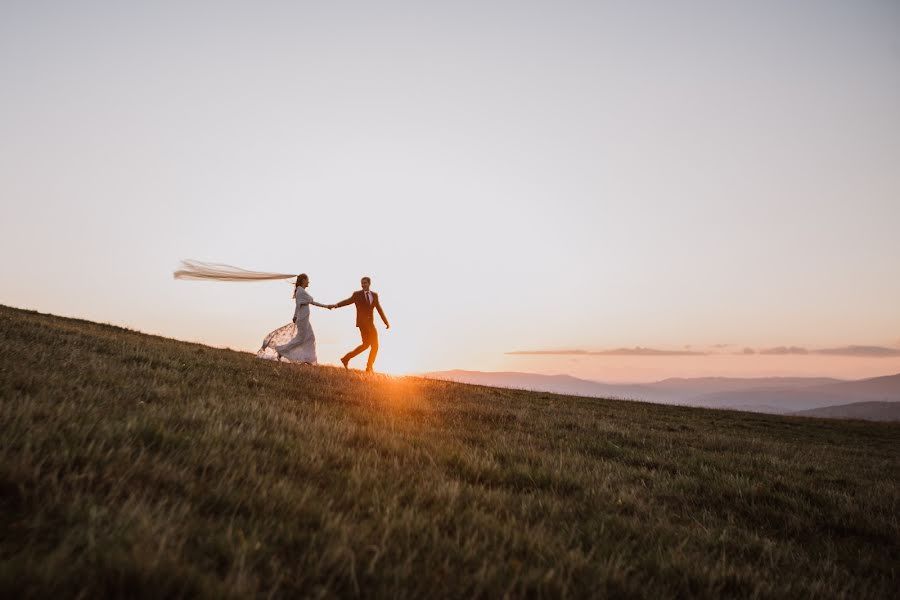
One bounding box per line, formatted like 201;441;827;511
173;261;332;364
257;273;332;364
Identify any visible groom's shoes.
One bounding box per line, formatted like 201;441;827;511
340;356;349;369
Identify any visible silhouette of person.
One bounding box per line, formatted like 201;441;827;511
332;276;389;372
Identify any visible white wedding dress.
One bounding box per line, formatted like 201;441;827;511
257;288;317;364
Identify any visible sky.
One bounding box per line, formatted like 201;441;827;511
2;1;899;382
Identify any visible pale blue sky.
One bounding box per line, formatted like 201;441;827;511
2;1;899;380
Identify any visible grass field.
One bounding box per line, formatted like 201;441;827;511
1;304;898;598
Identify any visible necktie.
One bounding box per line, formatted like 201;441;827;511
365;291;371;304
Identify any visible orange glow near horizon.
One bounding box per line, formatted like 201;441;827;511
287;334;900;383
492;353;900;383
57;305;900;384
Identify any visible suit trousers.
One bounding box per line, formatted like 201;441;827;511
344;322;379;370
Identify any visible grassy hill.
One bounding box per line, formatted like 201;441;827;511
1;304;898;599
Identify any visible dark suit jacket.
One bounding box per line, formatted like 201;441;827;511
335;290;388;328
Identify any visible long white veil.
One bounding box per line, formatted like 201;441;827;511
173;259;296;282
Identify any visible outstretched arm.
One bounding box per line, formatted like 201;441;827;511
333;295;355;309
310;301;332;309
375;297;390;329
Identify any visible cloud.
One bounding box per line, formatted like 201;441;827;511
759;346;810;355
508;344;900;359
753;345;900;357
506;347;707;357
814;345;900;357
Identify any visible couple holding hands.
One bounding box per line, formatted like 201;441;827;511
259;274;389;372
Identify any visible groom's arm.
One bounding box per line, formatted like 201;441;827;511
334;294;355;308
375;296;390;329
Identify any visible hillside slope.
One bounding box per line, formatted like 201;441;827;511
1;305;898;598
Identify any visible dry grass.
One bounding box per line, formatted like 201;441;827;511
1;304;898;598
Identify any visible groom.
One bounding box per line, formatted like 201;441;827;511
333;276;390;372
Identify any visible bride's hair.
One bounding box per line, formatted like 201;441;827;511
293;274;308;298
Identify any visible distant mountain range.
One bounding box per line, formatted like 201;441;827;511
793;401;900;421
422;370;900;421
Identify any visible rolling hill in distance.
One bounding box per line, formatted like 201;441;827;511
2;304;899;598
425;370;900;421
794;401;900;421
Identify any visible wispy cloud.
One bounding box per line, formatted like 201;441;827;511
756;345;900;357
508;344;900;359
814;345;900;357
759;346;810;355
506;347;707;356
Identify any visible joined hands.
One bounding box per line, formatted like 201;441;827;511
321;304;387;328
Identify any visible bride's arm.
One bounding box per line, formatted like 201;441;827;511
310;301;331;309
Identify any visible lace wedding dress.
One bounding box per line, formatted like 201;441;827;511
257;287;317;364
